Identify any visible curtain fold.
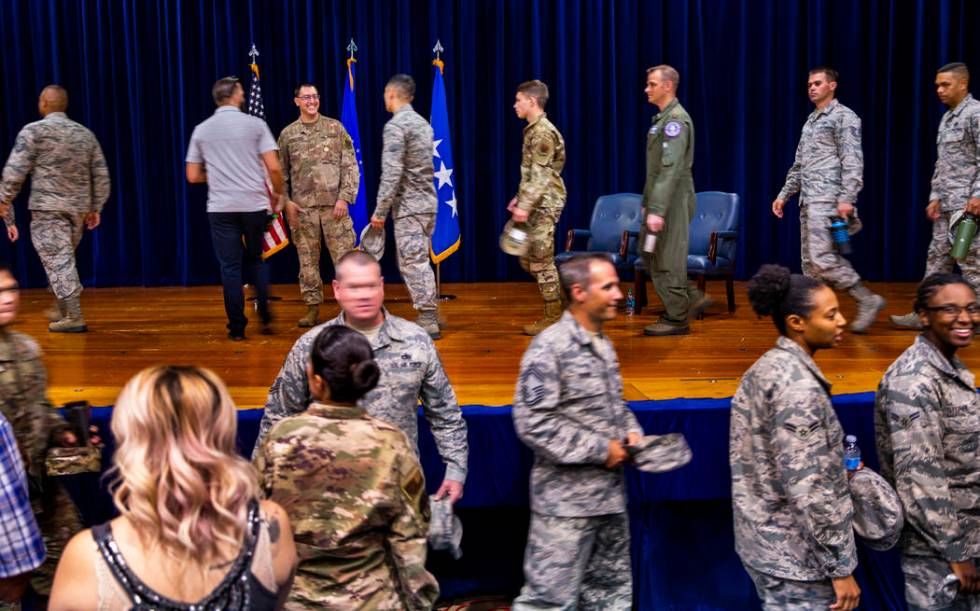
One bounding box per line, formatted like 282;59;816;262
0;0;976;287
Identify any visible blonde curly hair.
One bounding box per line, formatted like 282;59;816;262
108;366;259;563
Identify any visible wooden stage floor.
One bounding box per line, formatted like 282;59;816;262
16;281;973;409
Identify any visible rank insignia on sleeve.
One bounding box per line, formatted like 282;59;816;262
664;121;683;138
784;419;821;439
649;125;659;135
895;410;921;429
521;364;546;406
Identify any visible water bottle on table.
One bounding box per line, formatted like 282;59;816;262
625;289;635;318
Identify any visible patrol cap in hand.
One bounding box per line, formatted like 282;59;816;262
848;468;904;551
499;219;530;257
847;209;863;236
45;445;101;476
629;433;692;474
359;225;385;260
428;496;463;559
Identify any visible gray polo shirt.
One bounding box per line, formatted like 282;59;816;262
186;106;278;213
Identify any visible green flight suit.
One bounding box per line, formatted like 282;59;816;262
641;98;700;325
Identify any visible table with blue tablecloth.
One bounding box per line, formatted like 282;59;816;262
64;394;908;610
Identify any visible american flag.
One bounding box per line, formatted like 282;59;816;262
247;55;289;259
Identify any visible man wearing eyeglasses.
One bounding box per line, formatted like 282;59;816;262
278;83;360;328
875;273;980;609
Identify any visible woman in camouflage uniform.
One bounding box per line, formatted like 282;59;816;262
256;326;438;610
876;273;980;609
730;264;860;610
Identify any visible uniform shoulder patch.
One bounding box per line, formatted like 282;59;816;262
664;121;683;138
532;136;555;164
520;364;547;406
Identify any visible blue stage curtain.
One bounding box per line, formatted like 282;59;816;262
0;1;978;287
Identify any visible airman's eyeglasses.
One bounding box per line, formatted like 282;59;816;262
925;304;980;317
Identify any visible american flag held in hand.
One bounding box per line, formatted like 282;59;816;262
247;50;289;259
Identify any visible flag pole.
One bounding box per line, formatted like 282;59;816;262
436;261;455;301
432;39;456;301
244;43;282;303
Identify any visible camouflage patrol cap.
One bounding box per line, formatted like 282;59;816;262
359;225;385;260
428;496;462;559
45;445;101;476
499;219;530;257
628;433;692;474
847;209;863;236
848;468;904;551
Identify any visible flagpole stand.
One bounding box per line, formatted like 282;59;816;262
436;262;456;301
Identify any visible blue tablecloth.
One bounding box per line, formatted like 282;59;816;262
61;394;908;609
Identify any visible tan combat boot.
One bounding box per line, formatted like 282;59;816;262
416;310;442;340
44;298;65;322
523;300;563;336
49;296;87;333
890;312;923;330
848;284;886;334
298;305;319;328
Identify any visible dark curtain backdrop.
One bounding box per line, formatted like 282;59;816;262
0;0;978;288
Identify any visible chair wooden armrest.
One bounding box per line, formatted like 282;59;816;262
620;230;640;258
708;232;719;264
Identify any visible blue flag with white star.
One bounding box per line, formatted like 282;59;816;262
429;59;460;263
341;58;369;245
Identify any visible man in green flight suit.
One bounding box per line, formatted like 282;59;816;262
639;65;707;336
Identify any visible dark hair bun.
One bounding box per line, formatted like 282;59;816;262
351;360;381;393
311;326;378;403
747;264;792;317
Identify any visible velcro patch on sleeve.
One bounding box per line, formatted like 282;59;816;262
664;121;683;138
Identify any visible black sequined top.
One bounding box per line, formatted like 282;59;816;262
91;500;279;610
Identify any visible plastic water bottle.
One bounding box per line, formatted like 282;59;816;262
830;217;852;255
843;435;861;471
625;289;635;318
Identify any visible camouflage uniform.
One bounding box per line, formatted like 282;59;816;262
641;98;702;326
0;112;110;300
743;567;837;610
512;312;642;610
923;94;980;292
256;402;439;610
278;115;359;305
875;335;980;610
730;336;858;607
0;331;82;604
777;99;865;290
254;309;468;483
514;114;566;305
373;105;438;317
